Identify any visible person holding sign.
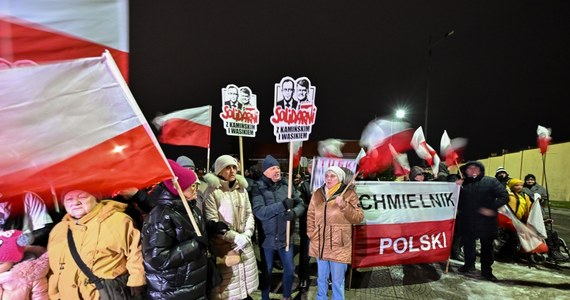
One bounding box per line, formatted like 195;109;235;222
307;166;364;300
251;155;305;300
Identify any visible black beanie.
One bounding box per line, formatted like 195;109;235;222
262;155;279;172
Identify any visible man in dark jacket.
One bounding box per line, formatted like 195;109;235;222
456;161;509;282
252;155;306;300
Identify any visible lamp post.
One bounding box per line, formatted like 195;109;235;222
424;30;454;138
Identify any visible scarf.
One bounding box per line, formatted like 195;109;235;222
325;182;342;199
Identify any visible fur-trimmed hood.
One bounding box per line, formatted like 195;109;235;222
203;173;248;191
0;252;49;285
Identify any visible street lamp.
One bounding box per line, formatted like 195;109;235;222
395;109;406;120
424;30;454;138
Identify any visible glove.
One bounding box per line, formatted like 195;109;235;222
282;198;295;209
207;220;229;235
130;285;145;297
284;210;296;221
233;233;250;251
193;234;208;248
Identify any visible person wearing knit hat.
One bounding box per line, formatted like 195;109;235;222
0;229;51;299
48;189;146;298
409;166;425;181
307;164;364;299
495;166;510;186
176;155;196;170
252;154;306;300
141;159;209;299
506;178;531;221
203;155;259;299
523;173;548;207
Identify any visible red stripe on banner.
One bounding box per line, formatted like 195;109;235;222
0;19;129;81
0;125;171;198
352;220;455;268
159;118;211;148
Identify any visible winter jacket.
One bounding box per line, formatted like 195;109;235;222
457;161;509;239
47;200;145;300
251;176;306;250
0;252;49;300
203;174;258;300
307;184;364;264
142;184;208;300
508;191;531;222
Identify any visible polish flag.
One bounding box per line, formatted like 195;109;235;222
358;118;413;175
317;138;344;158
0;0;129;80
439;130;467;167
411;127;440;177
497;205;548;254
0;53;172;199
536;125;551;155
290;141;303;167
153;106;212;148
389;144;410;177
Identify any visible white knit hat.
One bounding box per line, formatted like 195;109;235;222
214;155;238;175
326;166;346;183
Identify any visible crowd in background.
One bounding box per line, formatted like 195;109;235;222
0;154;567;300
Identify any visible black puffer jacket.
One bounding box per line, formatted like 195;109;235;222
457;161;509;239
142;184;208;300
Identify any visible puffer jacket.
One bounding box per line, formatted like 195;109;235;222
307;184;364;264
48;200;145;300
251;175;305;250
0;252;49;300
203;174;258;300
457;161;510;239
142;184;208;300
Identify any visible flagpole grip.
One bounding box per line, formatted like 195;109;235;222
173;177;202;236
340;171;359;198
285;142;295;251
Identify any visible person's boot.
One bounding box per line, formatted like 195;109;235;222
546;230;569;262
298;279;309;293
458;264;476;273
481;270;498;282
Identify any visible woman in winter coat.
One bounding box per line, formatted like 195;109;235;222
203;155;258;300
142;159;208;300
307;166;364;300
0;231;49;300
47;190;146;299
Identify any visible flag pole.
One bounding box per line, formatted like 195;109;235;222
173;177;202;236
340;171;360;198
542;153;552;231
207;105;212;173
239;136;245;175
286;142;294;251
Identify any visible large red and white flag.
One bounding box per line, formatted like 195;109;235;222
0;0;129;80
0;53;172;199
439;130;467;167
389;144;410;177
536;125;551;155
358;118;413;175
153;106;212;148
498;205;548;254
411;127;440;177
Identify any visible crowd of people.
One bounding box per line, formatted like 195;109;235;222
0;154;566;299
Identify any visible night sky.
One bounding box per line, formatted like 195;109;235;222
129;1;570;168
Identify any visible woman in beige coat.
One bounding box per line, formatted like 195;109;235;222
204;155;258;300
307;166;364;300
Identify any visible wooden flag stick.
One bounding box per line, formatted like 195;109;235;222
286;142;294;251
239;136;245;175
173;177;202;236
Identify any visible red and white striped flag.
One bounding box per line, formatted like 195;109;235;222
153;106;212;148
536;125;551;155
0;0;129;80
290;141;303;167
439;130;467;167
389;144;410;177
498;205;548;254
317;138;344;158
0;53;172;199
358;118;413;175
411;127;440;177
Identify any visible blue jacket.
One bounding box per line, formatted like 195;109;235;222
251;175;305;249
